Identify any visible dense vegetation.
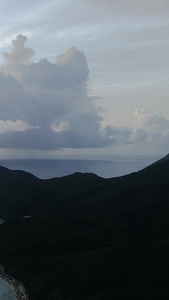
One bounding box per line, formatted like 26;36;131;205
0;155;169;299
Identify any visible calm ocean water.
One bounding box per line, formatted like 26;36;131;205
0;155;161;179
0;279;16;300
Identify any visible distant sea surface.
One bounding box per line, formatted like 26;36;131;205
0;155;161;179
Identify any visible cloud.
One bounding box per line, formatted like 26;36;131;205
134;108;169;131
0;120;38;134
0;34;132;150
87;0;169;14
50;121;70;133
103;125;132;144
2;35;168;153
134;108;169;148
1;34;35;81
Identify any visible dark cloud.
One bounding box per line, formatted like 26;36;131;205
103;125;132;145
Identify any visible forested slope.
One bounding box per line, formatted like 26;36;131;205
0;155;169;299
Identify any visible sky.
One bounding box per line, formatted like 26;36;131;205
0;0;169;159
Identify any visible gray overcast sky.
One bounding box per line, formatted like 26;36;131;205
0;0;168;158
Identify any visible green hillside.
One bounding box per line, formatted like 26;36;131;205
0;156;169;299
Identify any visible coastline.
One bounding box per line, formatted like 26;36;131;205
0;265;28;300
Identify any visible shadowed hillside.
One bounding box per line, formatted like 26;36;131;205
0;155;169;299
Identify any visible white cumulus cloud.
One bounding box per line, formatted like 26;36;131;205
1;34;35;81
134;108;169;148
0;120;38;134
0;35;132;150
50;121;70;133
1;35;167;153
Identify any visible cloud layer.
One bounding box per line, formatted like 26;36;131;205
0;35;169;153
0;35;133;150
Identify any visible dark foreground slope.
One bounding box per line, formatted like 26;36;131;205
0;155;169;299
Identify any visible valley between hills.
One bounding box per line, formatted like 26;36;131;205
0;154;169;299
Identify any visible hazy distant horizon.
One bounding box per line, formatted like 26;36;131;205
0;154;161;179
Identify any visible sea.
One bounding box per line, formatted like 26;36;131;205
0;154;162;179
0;279;16;300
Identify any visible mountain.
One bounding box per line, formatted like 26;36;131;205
0;156;169;299
152;152;169;164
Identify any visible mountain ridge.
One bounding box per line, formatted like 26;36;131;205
0;155;169;299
